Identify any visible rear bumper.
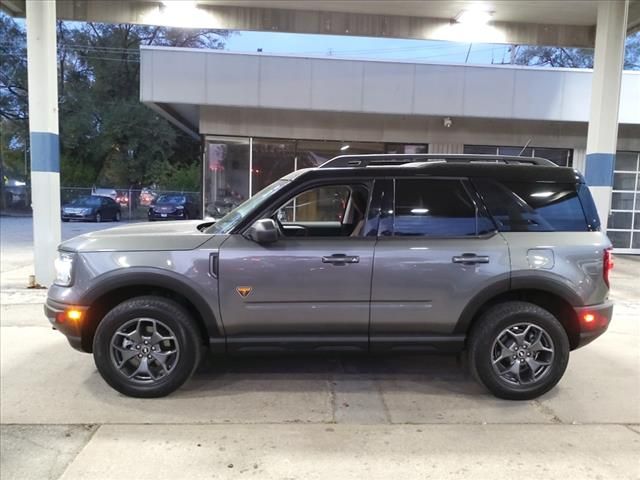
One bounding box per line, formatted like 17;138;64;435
44;298;88;351
573;301;614;349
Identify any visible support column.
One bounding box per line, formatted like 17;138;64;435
26;0;61;286
585;0;629;230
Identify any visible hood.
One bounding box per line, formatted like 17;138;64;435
60;220;213;252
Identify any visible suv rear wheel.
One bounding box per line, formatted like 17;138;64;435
468;301;570;400
93;296;202;398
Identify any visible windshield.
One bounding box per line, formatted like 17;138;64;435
206;179;290;234
69;196;101;207
156;195;186;204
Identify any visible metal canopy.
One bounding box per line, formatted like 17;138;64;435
3;0;639;48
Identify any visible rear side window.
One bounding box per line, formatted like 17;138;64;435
473;179;592;232
393;179;494;236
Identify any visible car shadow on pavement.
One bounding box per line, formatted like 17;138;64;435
178;352;486;397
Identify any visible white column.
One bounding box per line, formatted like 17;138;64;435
26;0;61;286
585;0;629;230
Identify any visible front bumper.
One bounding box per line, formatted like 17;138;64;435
62;213;95;221
148;210;186;220
573;301;614;349
44;298;88;351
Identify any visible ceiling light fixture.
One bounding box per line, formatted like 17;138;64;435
454;9;493;25
161;0;196;8
340;144;350;151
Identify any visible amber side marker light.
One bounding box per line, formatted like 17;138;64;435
57;308;84;323
67;309;83;321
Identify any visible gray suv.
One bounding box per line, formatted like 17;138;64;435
45;154;614;400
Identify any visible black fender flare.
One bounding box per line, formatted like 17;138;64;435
454;272;583;334
80;267;223;339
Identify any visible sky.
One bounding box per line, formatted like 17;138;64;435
223;31;513;65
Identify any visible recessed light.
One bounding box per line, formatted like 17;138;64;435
455;9;493;25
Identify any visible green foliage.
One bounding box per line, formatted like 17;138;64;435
0;13;227;191
164;162;202;191
512;31;640;69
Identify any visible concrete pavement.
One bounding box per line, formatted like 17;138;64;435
1;217;639;479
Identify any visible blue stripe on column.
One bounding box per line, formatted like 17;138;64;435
584;153;615;187
30;132;60;172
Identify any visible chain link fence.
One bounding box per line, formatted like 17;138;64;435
1;184;202;222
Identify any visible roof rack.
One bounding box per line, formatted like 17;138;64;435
318;153;558;168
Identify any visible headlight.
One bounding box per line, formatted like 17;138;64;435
176;205;184;209
54;251;74;286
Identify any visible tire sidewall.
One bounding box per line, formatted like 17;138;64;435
93;298;200;398
471;303;570;400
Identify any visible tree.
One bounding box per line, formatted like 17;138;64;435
0;13;228;192
510;31;640;70
0;15;29;181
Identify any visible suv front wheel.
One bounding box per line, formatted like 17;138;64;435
93;296;202;398
468;301;570;400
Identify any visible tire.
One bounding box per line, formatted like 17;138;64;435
95;212;102;223
93;296;202;398
468;301;570;400
114;211;121;222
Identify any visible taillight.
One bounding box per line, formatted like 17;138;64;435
603;248;613;288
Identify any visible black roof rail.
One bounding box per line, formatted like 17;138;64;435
318;153;558;168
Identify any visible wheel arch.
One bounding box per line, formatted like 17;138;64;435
456;278;583;350
78;269;223;353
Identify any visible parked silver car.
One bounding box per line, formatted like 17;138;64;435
45;154;613;399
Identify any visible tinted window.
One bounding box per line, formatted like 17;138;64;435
393;179;492;236
70;196;101;207
157;195;186;204
473;179;591;232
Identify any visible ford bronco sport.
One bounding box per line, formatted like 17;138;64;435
45;154;614;400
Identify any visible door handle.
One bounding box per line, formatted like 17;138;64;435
322;254;360;265
452;253;490;265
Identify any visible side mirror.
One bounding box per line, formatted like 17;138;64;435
245;218;279;244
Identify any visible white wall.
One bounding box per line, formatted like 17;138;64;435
141;47;640;125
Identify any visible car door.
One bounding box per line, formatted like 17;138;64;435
218;180;378;352
100;197;111;217
369;177;510;352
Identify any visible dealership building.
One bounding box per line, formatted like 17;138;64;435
139;46;640;253
5;0;640;283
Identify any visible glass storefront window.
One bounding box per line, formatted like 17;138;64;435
251;139;296;195
296;140;386;170
608;151;640;252
385;144;428;154
204;137;250;219
204;136;429;221
464;145;573;167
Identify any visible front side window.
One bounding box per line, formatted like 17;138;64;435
277;186;351;223
273;183;370;237
393;179;492;237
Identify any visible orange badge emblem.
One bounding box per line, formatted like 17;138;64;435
236;286;253;298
